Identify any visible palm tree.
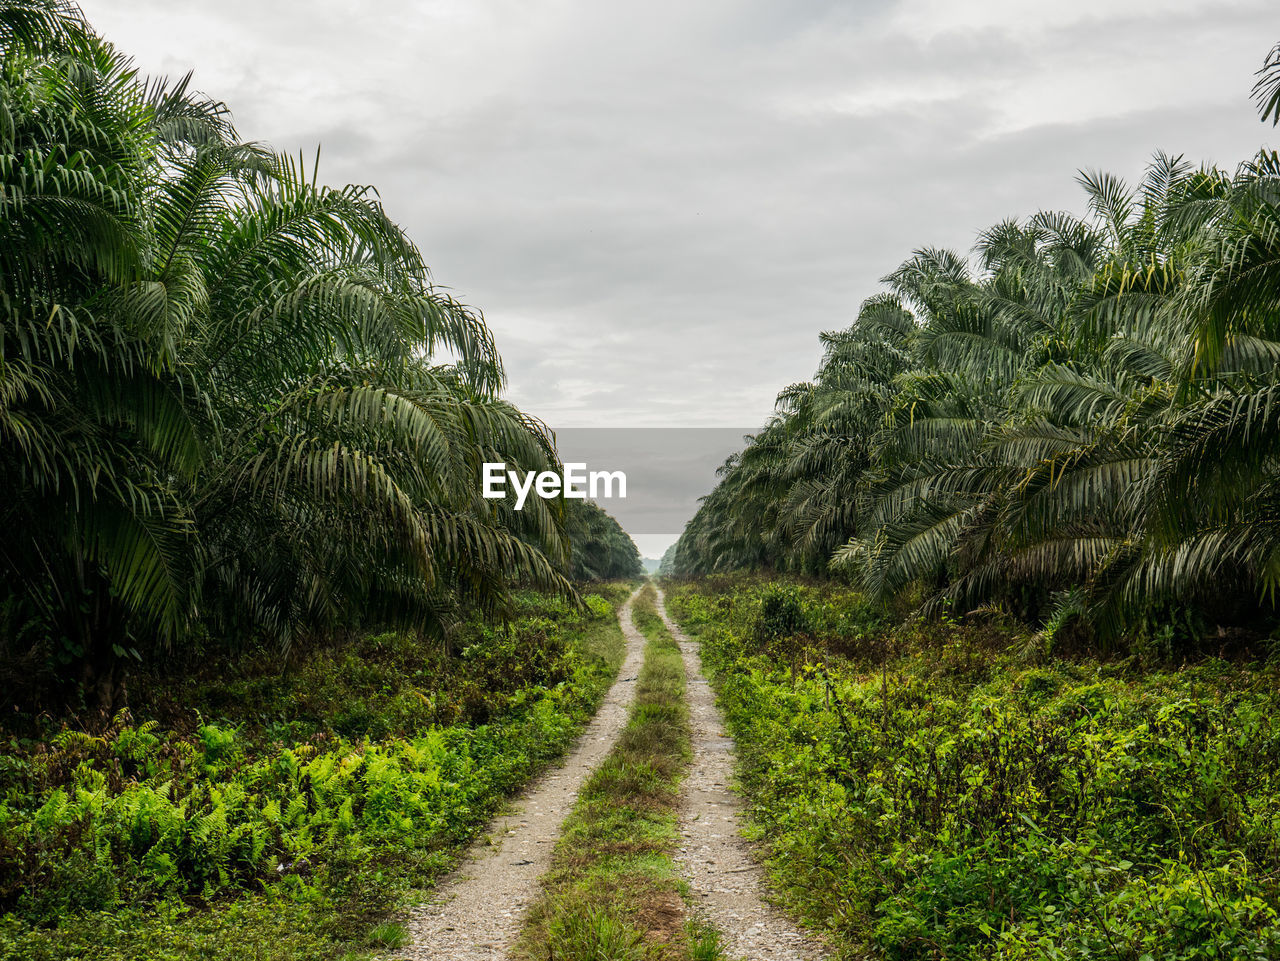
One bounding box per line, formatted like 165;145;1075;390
564;500;643;581
1254;42;1280;127
674;134;1280;646
1;3;575;706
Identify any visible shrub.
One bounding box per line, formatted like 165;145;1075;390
0;586;634;959
667;578;1280;961
754;586;809;642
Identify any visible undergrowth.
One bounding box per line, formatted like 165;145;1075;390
0;584;636;961
665;576;1280;961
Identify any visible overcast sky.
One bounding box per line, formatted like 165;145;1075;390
81;1;1278;552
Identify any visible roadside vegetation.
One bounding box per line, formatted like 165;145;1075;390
666;576;1280;961
514;585;725;961
0;7;647;956
0;584;635;960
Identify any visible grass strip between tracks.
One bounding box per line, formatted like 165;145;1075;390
513;583;727;961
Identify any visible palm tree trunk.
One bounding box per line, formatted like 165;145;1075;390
71;568;127;716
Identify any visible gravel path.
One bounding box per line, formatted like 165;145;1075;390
655;587;828;961
396;586;646;961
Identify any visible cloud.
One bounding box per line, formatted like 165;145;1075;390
80;0;1279;547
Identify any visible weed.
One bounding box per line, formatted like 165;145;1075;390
0;586;638;960
363;921;409;949
665;577;1280;961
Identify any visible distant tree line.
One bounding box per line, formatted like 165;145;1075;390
565;500;643;582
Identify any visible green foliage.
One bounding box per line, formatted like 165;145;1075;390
0;1;581;711
755;585;809;641
668;578;1280;961
544;908;646;961
363;921;409;949
0;590;631;959
1254;42;1280;125
685;921;725;961
0;897;370;961
565;500;644;582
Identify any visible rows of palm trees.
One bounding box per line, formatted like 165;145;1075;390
672;53;1280;641
565;500;644;582
1;3;633;706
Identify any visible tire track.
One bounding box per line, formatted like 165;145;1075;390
655;586;827;961
397;587;647;960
